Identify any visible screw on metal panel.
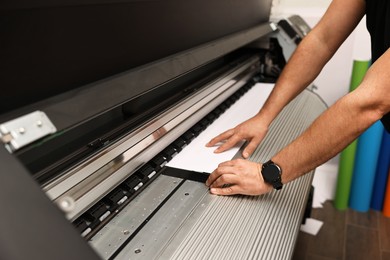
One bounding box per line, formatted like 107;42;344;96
57;196;76;213
134;249;141;254
19;127;25;134
1;134;13;143
36;120;43;127
123;230;130;235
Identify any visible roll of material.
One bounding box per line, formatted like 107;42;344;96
371;131;390;210
349;121;384;212
334;141;358;210
334;60;370;210
382;167;390;217
349;60;370;90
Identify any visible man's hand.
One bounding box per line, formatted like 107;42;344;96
205;159;273;196
206;116;268;158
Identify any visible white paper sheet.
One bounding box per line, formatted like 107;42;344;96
300;218;324;236
311;163;338;208
166;82;274;173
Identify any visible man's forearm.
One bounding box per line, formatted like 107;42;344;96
257;0;365;126
272;45;390;183
257;33;333;125
271;88;384;184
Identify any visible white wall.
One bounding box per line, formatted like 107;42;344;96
270;0;371;107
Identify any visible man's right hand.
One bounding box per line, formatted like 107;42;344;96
206;115;268;158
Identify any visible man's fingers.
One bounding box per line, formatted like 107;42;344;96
206;159;246;187
206;129;234;147
242;138;261;158
217;160;236;167
213;135;242;153
206;164;229;186
208;174;238;188
210;185;239;196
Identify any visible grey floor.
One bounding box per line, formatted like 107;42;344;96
292;200;390;260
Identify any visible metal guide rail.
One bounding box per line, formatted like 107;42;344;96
85;88;326;259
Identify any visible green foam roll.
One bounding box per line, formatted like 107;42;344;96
334;141;358;210
333;60;370;210
349;60;370;90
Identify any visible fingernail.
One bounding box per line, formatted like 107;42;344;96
243;152;248;158
210;188;217;193
205;181;209;186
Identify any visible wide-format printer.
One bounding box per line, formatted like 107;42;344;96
0;1;325;259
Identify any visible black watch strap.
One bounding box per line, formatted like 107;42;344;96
261;160;283;190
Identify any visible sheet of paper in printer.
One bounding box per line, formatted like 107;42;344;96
166;82;274;174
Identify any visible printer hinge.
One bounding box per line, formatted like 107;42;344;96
0;111;57;153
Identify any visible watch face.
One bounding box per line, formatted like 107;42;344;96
263;164;281;182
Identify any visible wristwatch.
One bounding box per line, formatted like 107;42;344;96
261;160;283;190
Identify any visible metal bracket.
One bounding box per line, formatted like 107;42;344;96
0;111;57;153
